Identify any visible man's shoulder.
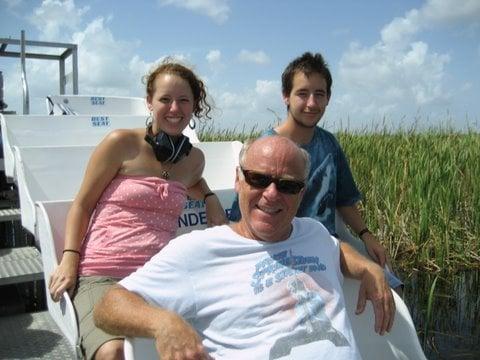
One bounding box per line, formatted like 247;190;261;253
261;128;277;137
292;218;340;252
293;217;333;238
312;126;340;145
175;224;231;243
163;225;232;257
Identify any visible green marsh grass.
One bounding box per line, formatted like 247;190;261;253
199;126;480;273
339;130;480;273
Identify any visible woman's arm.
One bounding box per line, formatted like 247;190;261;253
186;149;227;227
188;177;228;227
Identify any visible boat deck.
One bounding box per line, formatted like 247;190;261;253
0;311;76;359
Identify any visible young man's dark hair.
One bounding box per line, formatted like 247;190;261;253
281;52;333;98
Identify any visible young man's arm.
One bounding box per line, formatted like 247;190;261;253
337;204;389;267
339;242;395;335
94;285;212;360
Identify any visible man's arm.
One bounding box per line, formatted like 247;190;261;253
337;204;388;267
93;285;211;360
339;242;395;335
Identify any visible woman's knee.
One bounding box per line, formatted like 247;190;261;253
94;339;124;360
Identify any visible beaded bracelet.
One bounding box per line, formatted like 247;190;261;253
204;192;216;201
63;249;81;256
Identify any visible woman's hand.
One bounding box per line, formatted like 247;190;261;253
48;252;80;302
205;195;228;227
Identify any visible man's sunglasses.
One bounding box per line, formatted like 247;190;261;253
240;167;305;195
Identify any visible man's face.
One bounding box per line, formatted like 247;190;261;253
283;71;330;128
235;138;305;242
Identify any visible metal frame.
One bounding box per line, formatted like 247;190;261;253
0;30;78;114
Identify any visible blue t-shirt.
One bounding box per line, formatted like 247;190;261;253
229;127;361;235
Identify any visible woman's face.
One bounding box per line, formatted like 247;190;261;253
147;73;194;136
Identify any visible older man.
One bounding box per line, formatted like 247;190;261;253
94;136;394;360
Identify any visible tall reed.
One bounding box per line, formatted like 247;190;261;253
338;130;480;272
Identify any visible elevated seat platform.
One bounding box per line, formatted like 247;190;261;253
0;246;43;286
0;311;76;359
0;207;21;222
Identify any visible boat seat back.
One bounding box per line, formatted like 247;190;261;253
45;95;200;143
15;145;95;234
35;200;79;354
16;141;241;235
46;95;148;116
1;114;199;182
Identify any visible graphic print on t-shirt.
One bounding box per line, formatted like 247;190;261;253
250;249;350;359
297;153;336;234
269;277;349;359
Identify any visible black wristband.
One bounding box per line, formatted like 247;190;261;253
203;192;216;201
358;228;371;239
63;249;81;256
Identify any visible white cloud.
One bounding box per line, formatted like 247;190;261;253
381;9;421;46
28;0;90;40
206;49;221;64
338;40;450;117
211;80;281;131
381;0;480;46
237;50;270;65
255;80;278;96
71;17;144;95
158;0;230;24
421;0;480;25
205;50;223;75
334;0;480;128
2;1;156;113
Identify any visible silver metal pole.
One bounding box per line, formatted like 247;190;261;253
20;30;29;114
59;57;65;94
72;44;78;94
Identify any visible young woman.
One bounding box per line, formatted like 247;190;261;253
48;60;226;359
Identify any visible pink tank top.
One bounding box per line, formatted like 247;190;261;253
78;174;187;278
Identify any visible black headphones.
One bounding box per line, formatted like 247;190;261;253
144;124;192;163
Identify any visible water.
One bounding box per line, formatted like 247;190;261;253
404;270;480;359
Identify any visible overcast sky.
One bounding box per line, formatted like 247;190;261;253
1;0;479;132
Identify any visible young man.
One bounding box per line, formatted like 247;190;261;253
271;52;402;290
230;52;402;291
94;136;394;359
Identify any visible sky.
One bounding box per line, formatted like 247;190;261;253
1;0;480;133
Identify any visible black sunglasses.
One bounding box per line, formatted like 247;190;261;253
240;167;305;195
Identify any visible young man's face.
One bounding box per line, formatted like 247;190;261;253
283;71;330;128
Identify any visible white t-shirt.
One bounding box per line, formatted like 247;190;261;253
121;217;362;360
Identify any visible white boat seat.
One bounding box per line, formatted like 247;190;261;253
16;141;241;236
45;95;200;143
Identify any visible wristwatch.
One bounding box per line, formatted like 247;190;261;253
358;228;371;239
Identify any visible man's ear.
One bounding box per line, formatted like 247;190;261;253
282;93;289;107
298;187;306;202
